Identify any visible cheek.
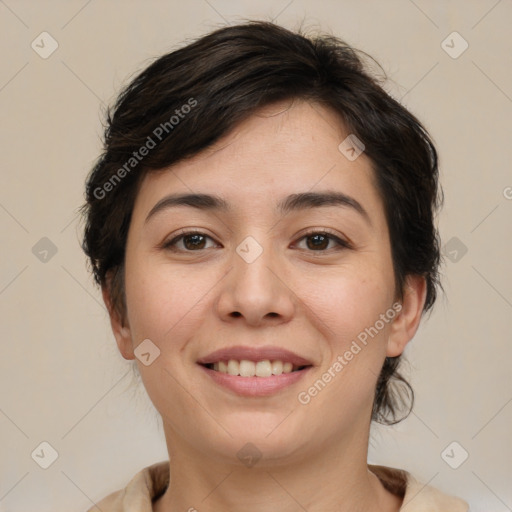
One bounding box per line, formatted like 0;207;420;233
126;261;196;346
123;259;215;423
294;271;396;420
124;256;218;348
295;263;394;352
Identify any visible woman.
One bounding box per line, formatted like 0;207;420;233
81;20;469;511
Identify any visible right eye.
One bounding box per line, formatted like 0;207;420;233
162;231;219;252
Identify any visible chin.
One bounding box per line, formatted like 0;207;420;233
216;418;308;463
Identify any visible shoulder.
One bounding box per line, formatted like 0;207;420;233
86;461;170;512
402;472;469;512
369;464;469;512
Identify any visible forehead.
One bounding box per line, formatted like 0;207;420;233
133;99;385;227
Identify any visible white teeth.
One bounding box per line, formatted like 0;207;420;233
227;360;239;376
239;360;255;377
256;360;272;377
210;359;302;377
271;360;283;375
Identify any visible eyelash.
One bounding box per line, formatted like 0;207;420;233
161;229;352;253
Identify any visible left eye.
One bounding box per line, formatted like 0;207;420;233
295;232;350;251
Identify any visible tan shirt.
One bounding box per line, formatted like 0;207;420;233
87;461;469;512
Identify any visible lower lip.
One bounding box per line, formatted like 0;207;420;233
198;365;312;397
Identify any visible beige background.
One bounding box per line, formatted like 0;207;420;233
1;0;511;510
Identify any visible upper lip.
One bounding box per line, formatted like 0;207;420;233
197;345;313;366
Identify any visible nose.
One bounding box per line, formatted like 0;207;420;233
215;236;296;327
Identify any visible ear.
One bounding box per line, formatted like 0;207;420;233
386;275;427;357
101;278;135;360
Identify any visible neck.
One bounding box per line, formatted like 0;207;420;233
153;425;401;512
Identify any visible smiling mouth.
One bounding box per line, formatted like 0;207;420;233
200;360;311;377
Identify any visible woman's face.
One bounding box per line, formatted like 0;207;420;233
109;99;424;465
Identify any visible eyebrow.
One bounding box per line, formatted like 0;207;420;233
144;191;372;226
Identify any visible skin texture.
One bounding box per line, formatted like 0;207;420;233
103;99;426;512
